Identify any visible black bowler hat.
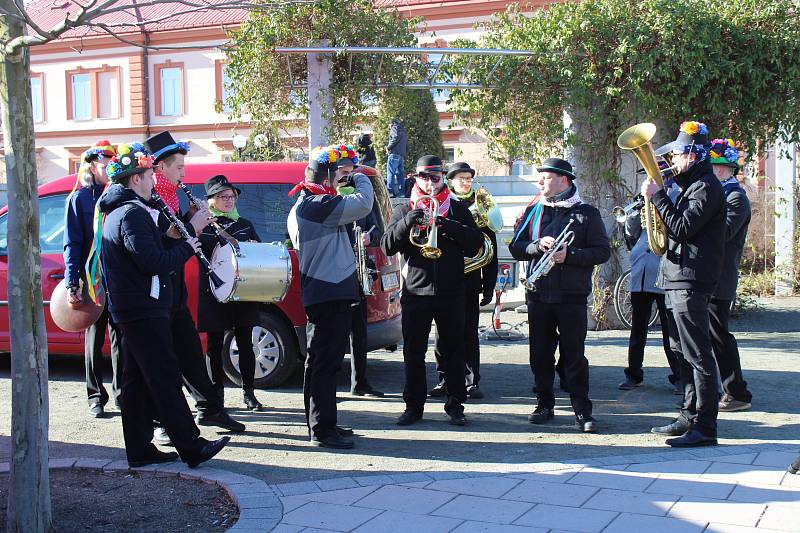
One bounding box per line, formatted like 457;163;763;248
446;162;476;181
537;157;577;180
204;175;242;198
145;131;190;164
416;155;444;174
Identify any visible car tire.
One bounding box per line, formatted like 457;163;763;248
221;311;299;389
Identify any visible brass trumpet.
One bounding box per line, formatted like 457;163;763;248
409;195;442;259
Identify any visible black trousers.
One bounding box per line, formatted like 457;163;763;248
528;301;592;416
305;300;353;438
207;327;257;391
709;298;752;402
624;291;681;383
434;289;481;387
401;293;467;415
665;289;719;435
85;306;122;407
170;307;224;415
349;298;371;391
118;318;202;463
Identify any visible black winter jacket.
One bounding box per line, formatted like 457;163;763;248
63;182;105;288
99;184;194;324
714;181;751;301
386;121;408;157
196;215;261;332
509;202;610;304
651;159;725;292
381;199;483;297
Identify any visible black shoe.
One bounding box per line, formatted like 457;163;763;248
186;436;231;468
448;411;467;426
466;385;484;399
651;418;691;436
618;378;642;391
196;411;246;433
352;385;385;398
310;433;354;449
576;414;598;433
788;456;800;475
428;382;446;398
153;426;173;447
128;446;180;468
665;427;718;447
335;425;354;437
88;402;104;418
243;389;264;411
397;410;423;426
527;407;554;425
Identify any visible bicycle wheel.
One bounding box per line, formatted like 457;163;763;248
613;269;634;329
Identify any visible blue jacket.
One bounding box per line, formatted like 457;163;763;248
98;184;194;324
63;183;105;288
625;214;663;294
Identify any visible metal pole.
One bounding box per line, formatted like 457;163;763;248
307;41;332;150
774;140;797;295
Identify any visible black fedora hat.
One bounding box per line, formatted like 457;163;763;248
145;131;190;164
416;155;444;174
446;162;476;181
204;175;242;198
537;157;577;180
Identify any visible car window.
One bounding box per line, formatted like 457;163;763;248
191;183;296;244
0;193;68;256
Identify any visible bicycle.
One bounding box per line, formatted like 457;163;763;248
612;269;659;330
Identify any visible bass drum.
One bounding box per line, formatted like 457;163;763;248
210;241;291;303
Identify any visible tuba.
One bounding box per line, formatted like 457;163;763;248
617;123;669;256
409;195;442;259
464;186;501;274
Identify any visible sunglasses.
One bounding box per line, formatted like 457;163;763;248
416;173;442;183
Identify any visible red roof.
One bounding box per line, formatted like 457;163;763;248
24;0;249;40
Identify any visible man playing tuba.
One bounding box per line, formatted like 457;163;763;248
429;162;499;400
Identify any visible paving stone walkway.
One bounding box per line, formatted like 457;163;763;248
262;443;800;533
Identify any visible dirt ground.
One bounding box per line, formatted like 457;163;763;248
0;469;237;533
0;296;798;487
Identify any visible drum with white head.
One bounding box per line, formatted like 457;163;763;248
209;241;291;303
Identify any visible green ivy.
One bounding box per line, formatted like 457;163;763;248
225;0;421;142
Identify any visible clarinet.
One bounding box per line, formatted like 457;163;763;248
150;190;224;289
177;181;236;249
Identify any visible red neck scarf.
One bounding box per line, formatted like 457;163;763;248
154;171;180;214
288;181;337;198
409;183;452;218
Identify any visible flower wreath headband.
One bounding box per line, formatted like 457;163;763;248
310;144;360;166
677;121;710;158
709;138;739;166
106;142;155;182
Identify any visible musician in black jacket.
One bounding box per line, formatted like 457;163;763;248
510;158;610;433
381;155;483;426
646;121;725;447
197;175;266;411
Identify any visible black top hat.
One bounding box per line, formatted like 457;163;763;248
446;162;476;181
655;121;709;156
145;131;189;164
537;157;577;180
416;155;444;174
204;175;242;198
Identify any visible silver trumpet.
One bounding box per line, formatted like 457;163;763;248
611;195;645;224
354;224;378;296
521;219;575;291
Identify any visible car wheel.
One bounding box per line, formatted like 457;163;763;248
221;312;299;389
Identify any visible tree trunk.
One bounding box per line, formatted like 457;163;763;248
0;0;53;530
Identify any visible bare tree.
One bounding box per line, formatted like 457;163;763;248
0;1;313;531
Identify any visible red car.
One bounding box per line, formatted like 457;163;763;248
0;162;402;388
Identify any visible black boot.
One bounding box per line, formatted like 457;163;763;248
243;388;264;411
789;456;800;475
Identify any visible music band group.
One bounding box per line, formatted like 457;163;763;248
62;117;752;467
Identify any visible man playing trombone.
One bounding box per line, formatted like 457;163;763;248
381;155;483;426
510;158;610;433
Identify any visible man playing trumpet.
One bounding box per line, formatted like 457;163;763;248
510;158;610;433
381;155;483;426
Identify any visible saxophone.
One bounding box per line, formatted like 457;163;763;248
617;123;669;256
464;186;501;274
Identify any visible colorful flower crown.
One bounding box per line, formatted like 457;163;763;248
83;140;116;162
310;144;360;166
680;121;708;136
106;142;155;182
333;144;359;164
709;138;739;165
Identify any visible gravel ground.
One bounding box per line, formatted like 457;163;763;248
0;297;798;486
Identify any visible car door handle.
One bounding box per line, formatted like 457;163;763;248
48;273;65;280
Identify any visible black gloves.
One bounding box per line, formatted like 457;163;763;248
404;208;426;227
480;288;494;307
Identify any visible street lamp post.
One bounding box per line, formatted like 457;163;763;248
232;134;248;161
